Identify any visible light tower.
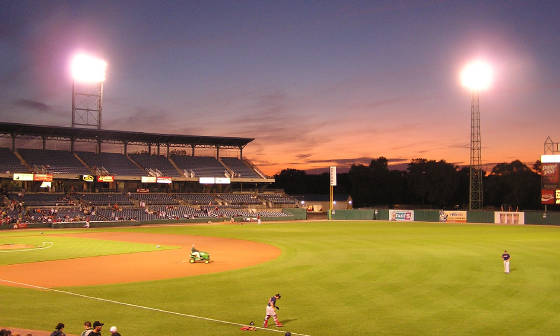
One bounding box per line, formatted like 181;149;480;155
460;60;493;210
71;53;107;129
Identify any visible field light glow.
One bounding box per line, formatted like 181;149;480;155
71;54;107;83
460;60;493;91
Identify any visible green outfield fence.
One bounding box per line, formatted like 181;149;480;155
331;209;560;226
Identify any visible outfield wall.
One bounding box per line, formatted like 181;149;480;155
332;209;560;226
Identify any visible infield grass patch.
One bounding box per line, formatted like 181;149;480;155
0;233;177;265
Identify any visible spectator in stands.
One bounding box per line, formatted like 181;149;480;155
109;326;121;336
81;321;93;336
89;321;104;336
50;323;65;336
0;329;12;336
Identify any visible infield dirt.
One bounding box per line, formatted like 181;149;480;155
0;231;281;288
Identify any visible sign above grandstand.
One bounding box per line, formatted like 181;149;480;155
199;177;231;184
82;175;94;182
97;175;114;183
13;173;34;181
215;177;231;184
156;177;172;184
34;174;53;182
141;176;157;183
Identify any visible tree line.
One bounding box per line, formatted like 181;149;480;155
272;157;543;210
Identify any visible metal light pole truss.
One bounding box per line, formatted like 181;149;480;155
469;92;483;210
72;81;103;129
544;136;560;154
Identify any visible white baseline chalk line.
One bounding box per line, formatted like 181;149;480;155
0;241;54;253
0;279;311;336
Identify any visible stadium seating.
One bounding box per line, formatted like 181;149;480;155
76;193;133;206
218;193;263;205
149;205;207;218
77;152;145;176
0;147;28;173
9;193;72;206
130;193;179;205
130;154;181;177
260;193;298;205
173;193;218;205
171;155;228;177
221;157;261;178
18;149;89;174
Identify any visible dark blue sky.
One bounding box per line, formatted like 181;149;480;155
1;1;559;174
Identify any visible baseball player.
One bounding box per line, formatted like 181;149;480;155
263;293;283;328
502;250;511;273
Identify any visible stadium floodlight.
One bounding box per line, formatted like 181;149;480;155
460;60;493;91
71;54;107;83
71;53;107;130
460;60;493;210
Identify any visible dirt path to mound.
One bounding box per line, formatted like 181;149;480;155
0;231;280;288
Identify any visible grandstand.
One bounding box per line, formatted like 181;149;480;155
0;121;303;228
0;121;271;183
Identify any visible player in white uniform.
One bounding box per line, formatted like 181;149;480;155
502;250;511;273
263;293;283;327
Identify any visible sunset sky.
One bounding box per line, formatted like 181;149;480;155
1;1;559;175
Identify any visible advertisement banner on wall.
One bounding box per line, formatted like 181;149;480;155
494;212;524;225
542;163;560;189
97;176;114;183
439;210;467;222
541;189;555;204
33;174;53;182
82;175;94;182
389;209;414;222
215;177;231;184
13;173;34;181
156;177;172;184
141;176;157;183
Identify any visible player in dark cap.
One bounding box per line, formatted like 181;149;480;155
89;321;104;336
50;323;65;336
263;293;283;328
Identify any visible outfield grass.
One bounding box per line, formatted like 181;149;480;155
0;231;177;265
1;221;560;336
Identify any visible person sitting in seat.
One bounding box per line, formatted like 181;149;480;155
191;244;201;259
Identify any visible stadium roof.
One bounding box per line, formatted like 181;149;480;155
0;122;254;148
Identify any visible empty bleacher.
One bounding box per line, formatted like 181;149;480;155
218;193;263;205
130;154;181;177
221;157;261;178
130;193;179;205
171;155;228;177
76;193;133;206
173;193;218;205
260;193;297;205
18;149;89;174
77;152;145;176
0;148;28;174
10;193;72;206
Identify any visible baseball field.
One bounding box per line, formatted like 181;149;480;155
1;220;560;336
